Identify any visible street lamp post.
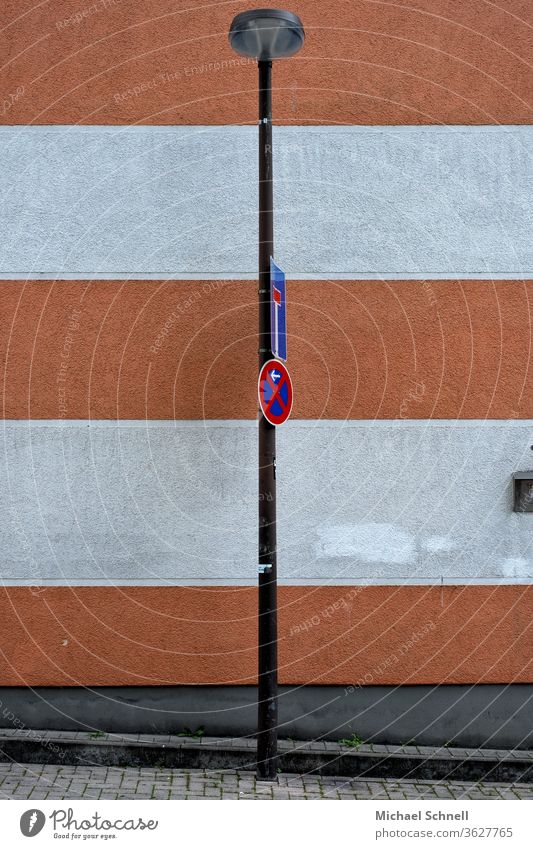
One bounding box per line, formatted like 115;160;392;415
228;9;305;780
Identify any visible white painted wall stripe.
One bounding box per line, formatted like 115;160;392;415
0;126;528;136
0;125;531;277
4;578;531;587
1;273;532;281
3;419;532;429
1;420;532;584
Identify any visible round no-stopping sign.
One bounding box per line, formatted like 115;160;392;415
258;359;293;425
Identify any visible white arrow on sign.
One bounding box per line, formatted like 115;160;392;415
270;370;281;381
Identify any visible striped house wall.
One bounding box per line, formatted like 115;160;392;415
0;0;532;696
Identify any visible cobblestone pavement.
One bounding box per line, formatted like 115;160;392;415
0;763;532;800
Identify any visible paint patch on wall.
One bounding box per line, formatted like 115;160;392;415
316;523;416;565
422;536;457;554
501;557;531;579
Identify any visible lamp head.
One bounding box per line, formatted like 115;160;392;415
228;8;305;61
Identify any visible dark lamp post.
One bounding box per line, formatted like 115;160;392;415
229;8;305;781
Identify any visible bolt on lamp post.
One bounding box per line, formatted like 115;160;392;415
228;9;305;780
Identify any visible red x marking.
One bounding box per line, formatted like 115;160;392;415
265;370;289;414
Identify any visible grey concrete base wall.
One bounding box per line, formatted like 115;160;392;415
0;685;531;750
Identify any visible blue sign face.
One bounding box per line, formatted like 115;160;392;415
270;258;287;361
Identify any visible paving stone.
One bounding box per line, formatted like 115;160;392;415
0;761;531;800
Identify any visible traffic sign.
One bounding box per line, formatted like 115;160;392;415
258;359;293;426
270;258;287;361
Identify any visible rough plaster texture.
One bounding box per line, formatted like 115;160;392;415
2;420;533;583
0;126;531;276
4;0;532;127
0;583;530;685
3;277;533;421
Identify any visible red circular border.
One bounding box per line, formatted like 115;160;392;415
258;359;293;425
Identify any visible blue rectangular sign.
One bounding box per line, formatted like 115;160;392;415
270;258;287;361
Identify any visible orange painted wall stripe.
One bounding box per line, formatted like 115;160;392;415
0;585;530;686
1;278;533;420
2;1;532;125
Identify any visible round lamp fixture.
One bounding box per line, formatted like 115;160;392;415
228;8;305;61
